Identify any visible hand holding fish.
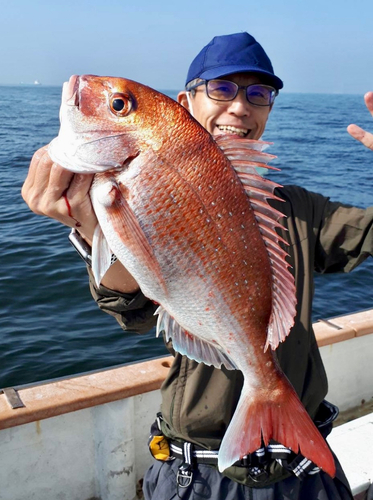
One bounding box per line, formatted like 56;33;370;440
347;91;373;150
22;145;140;293
22;145;97;240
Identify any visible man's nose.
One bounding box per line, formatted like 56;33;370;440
227;89;251;115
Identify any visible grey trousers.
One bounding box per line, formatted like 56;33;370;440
143;456;353;500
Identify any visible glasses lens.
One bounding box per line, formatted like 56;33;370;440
246;85;276;106
206;80;238;101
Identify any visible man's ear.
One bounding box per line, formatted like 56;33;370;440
177;91;189;110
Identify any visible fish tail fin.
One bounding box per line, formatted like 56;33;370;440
218;380;336;477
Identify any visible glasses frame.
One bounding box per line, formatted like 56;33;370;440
186;79;279;107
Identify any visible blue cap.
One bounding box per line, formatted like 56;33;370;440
185;32;283;90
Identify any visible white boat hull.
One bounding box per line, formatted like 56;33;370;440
1;309;372;500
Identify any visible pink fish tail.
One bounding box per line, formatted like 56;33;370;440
218;380;336;477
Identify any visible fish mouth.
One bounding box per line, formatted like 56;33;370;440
216;125;251;137
63;75;80;107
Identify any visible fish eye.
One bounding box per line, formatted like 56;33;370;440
109;93;132;116
113;99;125;111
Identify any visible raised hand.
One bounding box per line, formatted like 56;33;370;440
347;91;373;150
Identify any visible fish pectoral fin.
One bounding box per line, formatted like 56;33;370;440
98;180;167;293
155;306;237;370
92;224;113;286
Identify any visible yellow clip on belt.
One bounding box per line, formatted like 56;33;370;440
149;435;172;461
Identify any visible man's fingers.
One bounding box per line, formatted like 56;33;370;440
22;147;54;211
347;124;373;150
364;91;373;116
31;145;49;165
347;92;373;151
347;124;365;141
46;162;75;199
67;173;95;200
62;173;97;239
22;146;49;194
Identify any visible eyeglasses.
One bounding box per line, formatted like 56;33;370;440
187;79;278;107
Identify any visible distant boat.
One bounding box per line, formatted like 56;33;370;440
34;80;41;85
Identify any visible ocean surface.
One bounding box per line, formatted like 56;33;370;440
0;85;372;389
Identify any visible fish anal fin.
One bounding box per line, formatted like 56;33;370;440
218;379;336;478
156;307;236;370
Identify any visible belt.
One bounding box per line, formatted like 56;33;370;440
170;440;322;483
153;400;339;488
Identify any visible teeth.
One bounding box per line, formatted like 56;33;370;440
217;125;248;137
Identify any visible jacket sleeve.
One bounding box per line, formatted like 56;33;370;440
88;269;158;334
315;198;373;273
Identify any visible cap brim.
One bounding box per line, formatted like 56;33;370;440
198;65;283;90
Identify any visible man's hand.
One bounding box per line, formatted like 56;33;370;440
21;145;97;243
347;91;373;150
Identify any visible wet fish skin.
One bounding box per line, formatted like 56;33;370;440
48;75;336;477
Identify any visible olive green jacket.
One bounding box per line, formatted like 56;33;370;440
89;185;373;486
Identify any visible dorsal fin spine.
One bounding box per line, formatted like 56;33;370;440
216;135;297;351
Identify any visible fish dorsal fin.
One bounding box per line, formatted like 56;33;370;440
155;306;237;370
215;135;297;351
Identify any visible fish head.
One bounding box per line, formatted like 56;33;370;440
49;74;176;173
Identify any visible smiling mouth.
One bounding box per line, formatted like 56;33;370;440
217;125;250;137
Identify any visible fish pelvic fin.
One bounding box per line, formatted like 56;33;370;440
218;378;336;478
155;306;237;370
91;224;113;286
215;135;297;351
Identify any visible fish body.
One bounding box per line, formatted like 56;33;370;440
49;75;335;476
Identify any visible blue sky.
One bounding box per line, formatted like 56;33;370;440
1;0;372;94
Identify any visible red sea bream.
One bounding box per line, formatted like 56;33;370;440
48;75;336;476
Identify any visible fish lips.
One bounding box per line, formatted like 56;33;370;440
63;75;80;107
63;74;99;108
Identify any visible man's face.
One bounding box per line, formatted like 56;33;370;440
178;73;272;140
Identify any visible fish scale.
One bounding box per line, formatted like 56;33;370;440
49;74;336;477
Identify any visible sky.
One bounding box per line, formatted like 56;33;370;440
0;0;372;94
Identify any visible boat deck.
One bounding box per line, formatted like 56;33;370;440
328;412;373;500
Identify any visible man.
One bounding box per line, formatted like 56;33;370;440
22;32;373;499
